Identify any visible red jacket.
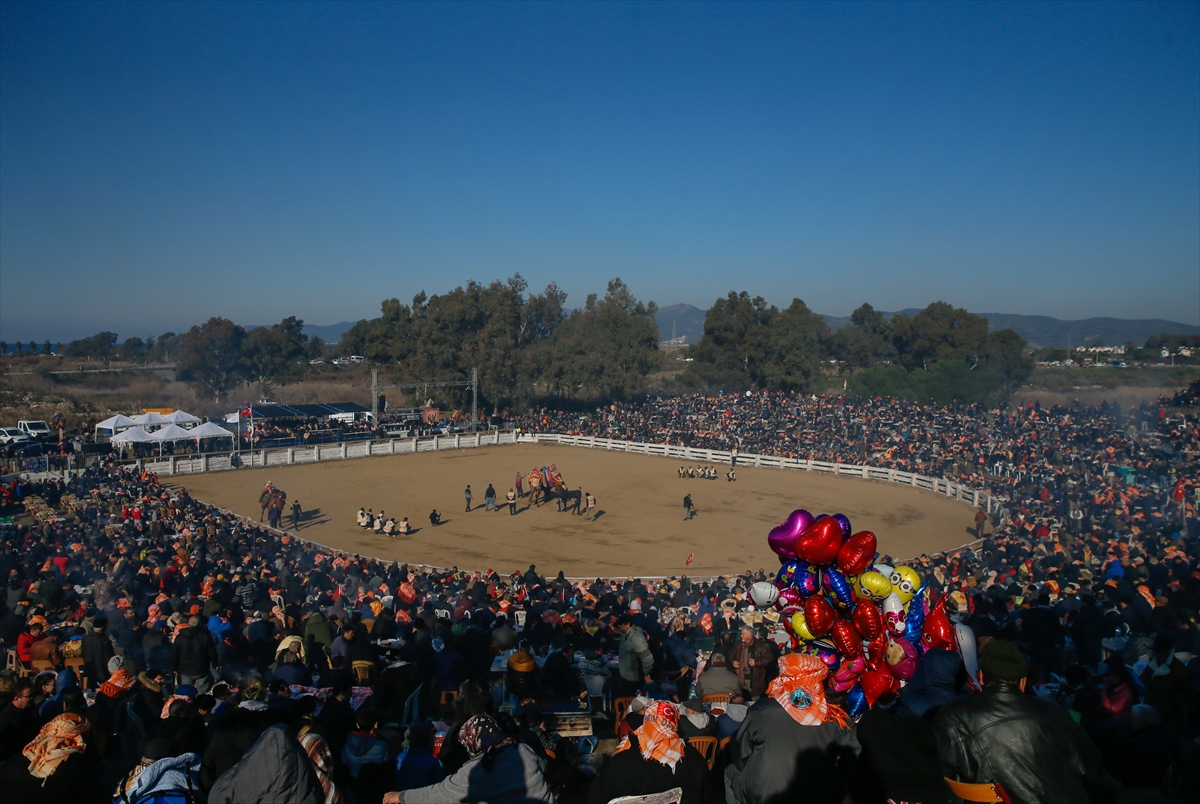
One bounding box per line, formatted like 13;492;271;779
16;630;36;663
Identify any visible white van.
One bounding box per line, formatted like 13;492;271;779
349;355;366;364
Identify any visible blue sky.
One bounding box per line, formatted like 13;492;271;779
2;1;1197;343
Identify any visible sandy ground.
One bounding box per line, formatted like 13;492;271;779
169;443;979;577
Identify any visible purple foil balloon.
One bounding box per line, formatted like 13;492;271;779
833;514;852;541
767;509;814;559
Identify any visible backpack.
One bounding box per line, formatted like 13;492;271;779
118;765;201;804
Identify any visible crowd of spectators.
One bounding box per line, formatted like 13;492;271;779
0;379;1195;803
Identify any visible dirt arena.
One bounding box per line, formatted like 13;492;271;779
169;443;980;577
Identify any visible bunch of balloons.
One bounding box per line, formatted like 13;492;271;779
748;508;977;720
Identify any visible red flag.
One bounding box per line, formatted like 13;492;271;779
685;553;694;567
1174;480;1186;503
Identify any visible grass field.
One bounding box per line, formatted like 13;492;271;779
168;443;980;577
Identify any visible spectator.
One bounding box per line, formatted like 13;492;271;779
393;720;445;793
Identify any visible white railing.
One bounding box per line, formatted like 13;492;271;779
140;430;519;476
522;433;1000;516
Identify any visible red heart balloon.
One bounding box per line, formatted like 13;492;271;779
831;618;863;659
793;518;843;565
802;595;836;637
865;633;888;670
861;664;896;705
836;530;877;576
851;598;882;641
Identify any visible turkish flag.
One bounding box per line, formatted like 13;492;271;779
1174;480;1186;503
685;553;694;567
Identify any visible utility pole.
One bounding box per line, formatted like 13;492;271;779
472;367;479;432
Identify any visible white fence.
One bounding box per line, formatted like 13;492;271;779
141;428;997;516
526;433;1000;515
141;430;519;476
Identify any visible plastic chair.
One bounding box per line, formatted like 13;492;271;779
401;683;422;727
607;788;682;804
30;659;56;675
514;610;527;628
351;660;375;683
64;657;87;688
361;619;375;634
584;674;611;714
5;648;19;672
687;736;717;770
440;689;459;707
614;696;634;724
944;777;1013;803
702;692;731;712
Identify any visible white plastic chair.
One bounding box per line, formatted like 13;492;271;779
608;788;682;804
584;674;611;714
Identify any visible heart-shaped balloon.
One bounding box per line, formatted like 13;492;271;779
851;598;883;641
822;567;857;610
831;618;863;659
846;683;869;719
832;514;852;541
921;595;956;651
803;595;836;637
865;633;888;670
862;664;898;705
836;531;878;576
794;517;843;564
829;655;865;693
749;581;779;609
775;587;802;611
767;509;813;559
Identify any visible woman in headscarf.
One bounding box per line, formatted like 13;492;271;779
588;701;719;804
0;706;108;804
726;652;859;804
382;714;554;804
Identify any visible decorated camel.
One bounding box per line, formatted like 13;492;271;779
527;464;566;508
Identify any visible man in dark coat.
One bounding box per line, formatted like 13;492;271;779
81;617;114;686
933;639;1116;804
174;616;217;693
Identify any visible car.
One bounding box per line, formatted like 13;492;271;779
348;355;366;364
0;427;31;446
17;420;54;442
5;442;42;457
308;359;327;365
331;358;349;366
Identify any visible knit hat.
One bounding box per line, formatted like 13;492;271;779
978;639;1028;683
107;655;125;673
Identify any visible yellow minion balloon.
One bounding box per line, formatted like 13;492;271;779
890;566;921;605
856;571;892;602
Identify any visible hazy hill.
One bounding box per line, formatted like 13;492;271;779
657;305;1195;350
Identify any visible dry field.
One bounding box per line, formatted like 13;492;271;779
170;443;979;577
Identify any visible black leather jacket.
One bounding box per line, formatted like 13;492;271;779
933;684;1106;804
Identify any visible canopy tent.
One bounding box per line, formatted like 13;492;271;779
188;422;234;439
148;424;194;442
162;410;201;425
95;414;138;432
131;411;170;427
111;427;154;444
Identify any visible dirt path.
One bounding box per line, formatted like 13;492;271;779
169;443;979;577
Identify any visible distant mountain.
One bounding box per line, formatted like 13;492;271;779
655;304;707;344
302;321;355;344
658;305;1196;351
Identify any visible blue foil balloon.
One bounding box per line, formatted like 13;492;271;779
904;582;929;647
821;566;857;610
809;639;842;673
793;560;821;597
847;683;868;719
833;514;852;541
776;559;800;589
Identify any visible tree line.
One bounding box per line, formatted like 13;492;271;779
40;281;1037;409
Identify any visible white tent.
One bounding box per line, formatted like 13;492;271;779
162;410;201;425
111;427;154;443
149;423;194;441
131;411;169;427
189;422;234;439
95;414;138;432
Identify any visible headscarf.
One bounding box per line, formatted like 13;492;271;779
458;714;516;760
615;701;685;772
23;711;90;782
767;653;849;729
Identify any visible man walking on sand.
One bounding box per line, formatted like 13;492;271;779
485;483;497;511
584;492;596;520
515;472;524;499
464;485;473;512
684;493;696;520
507;488;517;515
